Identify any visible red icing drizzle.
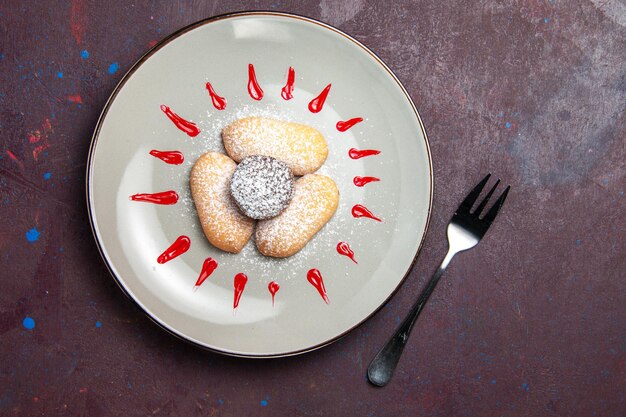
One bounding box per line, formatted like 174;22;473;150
268;281;280;306
160;105;200;137
308;84;331;113
336;117;363;132
194;257;218;289
352;204;382;222
205;82;227;110
337;242;358;264
353;176;380;187
130;191;178;205
307;269;330;304
149;150;184;165
247;64;264;100
281;67;295;100
233;273;248;310
349;148;381;159
157;235;190;264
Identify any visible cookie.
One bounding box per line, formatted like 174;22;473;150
222;117;328;176
190;152;254;253
230;155;295;220
255;174;339;258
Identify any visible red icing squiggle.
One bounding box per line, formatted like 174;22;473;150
337;242;358;264
205;82;227;110
308;84;331;113
281;67;295;100
353;176;380;187
352;204;382;222
349;148;381;159
233;273;248;310
160;105;200;137
247;64;264;100
194;258;218;290
157;236;190;264
336;117;363;132
268;281;280;306
130;191;179;205
307;269;329;304
149;150;184;165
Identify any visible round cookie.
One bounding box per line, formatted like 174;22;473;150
230;155;295;220
222;117;328;176
190;152;255;253
255;174;339;258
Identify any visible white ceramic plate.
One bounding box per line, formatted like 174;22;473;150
87;12;432;357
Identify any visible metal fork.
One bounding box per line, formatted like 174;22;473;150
367;174;510;387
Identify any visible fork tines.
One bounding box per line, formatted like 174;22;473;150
460;173;510;222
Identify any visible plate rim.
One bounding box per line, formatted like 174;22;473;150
85;10;433;358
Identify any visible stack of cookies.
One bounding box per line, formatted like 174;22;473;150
190;117;339;258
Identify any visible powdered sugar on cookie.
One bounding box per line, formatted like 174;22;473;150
230;155;295;220
255;174;339;258
222;117;328;176
190;152;254;253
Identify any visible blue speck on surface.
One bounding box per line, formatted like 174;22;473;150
260;399;268;406
505;122;512;129
23;317;35;330
80;49;89;59
499;111;504;117
57;71;63;78
95;321;102;328
575;239;582;246
217;399;224;405
478;352;494;364
491;379;497;384
544;17;550;23
43;172;51;180
26;227;40;242
522;383;529;392
108;62;120;74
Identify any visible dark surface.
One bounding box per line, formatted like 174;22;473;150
1;1;624;416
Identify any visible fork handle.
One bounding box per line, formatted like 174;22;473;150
367;251;455;387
